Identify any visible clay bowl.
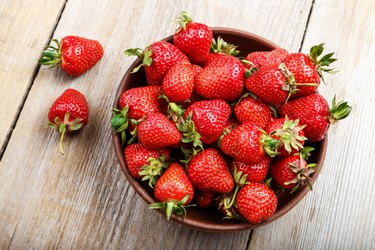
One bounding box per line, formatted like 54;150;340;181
112;27;327;233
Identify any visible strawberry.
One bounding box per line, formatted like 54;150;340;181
137;113;181;148
196;191;216;209
244;48;288;69
264;117;307;157
183;99;231;144
124;143;170;187
173;11;212;64
162;63;194;103
234;93;271;128
48;89;89;154
195;54;245;101
125;41;190;85
203;37;240;67
188;148;234;193
191;64;203;77
236;183;277;224
39;36;104;76
270;155;316;193
231;157;271;183
280;93;351;141
150;163;194;221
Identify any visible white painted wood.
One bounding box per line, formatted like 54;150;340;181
249;0;375;249
0;0;313;248
0;0;66;155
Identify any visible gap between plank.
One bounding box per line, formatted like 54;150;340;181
245;1;316;249
0;0;69;161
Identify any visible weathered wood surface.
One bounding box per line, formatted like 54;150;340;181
249;0;375;249
0;0;66;155
2;0;373;249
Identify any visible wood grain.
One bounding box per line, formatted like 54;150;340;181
0;0;66;156
0;0;313;248
249;0;375;249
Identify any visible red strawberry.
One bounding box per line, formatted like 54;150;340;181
124;143;170;187
39;36;104;76
264;117;307;157
125;41;190;85
202;37;240;67
137;113;181;148
280;93;351;141
150;163;194;221
236;183;277;224
188;148;234;193
196;191;216;209
270;155;316;193
195;54;245;101
231;157;271;183
244;48;288;69
234;94;271;128
119;86;164;120
162;63;194;103
191;64;203;77
184;99;231;144
173;11;212;64
48;89;89;154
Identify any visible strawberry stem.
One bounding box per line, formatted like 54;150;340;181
38;39;62;67
308;43;338;84
124;48;152;73
176;11;192;31
210;37;240;56
58;124;66;155
139;156;168;188
149;194;192;221
328;95;352;123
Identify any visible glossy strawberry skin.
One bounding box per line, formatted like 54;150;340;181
236;183;277;224
220;123;265;164
265;117;305;157
162;63;194;103
279;93;329;141
231;157;271;183
245;64;288;104
145;41;190;85
196;190;216;209
154;163;194;204
188;148;234;193
174;22;212;64
234;96;271;128
191;64;203;77
119;86;165;120
138;113;181;148
185;99;231;144
283;53;320;98
270;155;307;189
245;48;288;68
195;55;245;102
48;88;89;127
124;143;170;179
60;36;104;76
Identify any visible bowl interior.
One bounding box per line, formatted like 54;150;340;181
112;27;327;232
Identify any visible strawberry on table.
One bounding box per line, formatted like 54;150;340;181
280;93;351;141
125;41;190;85
236;183;277;224
162;63;194;103
39;36;104;76
173;11;212;64
48;89;89;154
150;163;194;221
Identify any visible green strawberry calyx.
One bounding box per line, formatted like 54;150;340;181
211;37;240;56
124;47;152;73
327;95;352;124
139;156;168;188
111;106;130;145
308;43;338;84
285;155;317;193
272;117;307;154
47;112;84;155
176;11;193;31
260;130;281;157
149;194;194;221
223;167;249;211
39;39;62;67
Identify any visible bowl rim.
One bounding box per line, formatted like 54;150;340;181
112;27;328;232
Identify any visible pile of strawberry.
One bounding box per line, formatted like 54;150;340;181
112;11;351;224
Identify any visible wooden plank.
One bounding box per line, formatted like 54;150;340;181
249;0;375;249
0;0;313;248
0;0;66;156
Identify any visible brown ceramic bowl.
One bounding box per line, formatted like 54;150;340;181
112;27;327;233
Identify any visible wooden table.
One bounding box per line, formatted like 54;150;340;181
0;0;373;249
